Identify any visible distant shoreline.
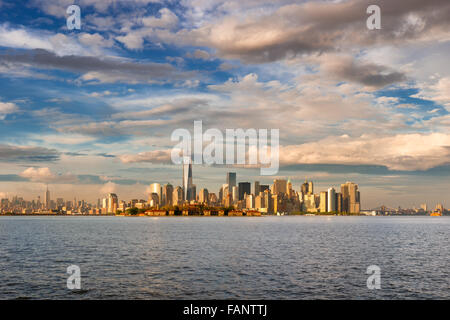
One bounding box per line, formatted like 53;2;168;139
0;213;441;217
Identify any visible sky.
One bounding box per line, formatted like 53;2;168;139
0;0;449;209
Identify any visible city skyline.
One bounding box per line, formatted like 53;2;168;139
0;0;449;209
1;164;447;213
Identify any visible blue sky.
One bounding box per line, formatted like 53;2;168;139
0;0;449;209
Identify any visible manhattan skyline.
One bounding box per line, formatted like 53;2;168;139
0;0;449;209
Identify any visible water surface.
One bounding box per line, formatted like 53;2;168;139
0;216;448;299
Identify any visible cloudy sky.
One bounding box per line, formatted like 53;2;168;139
0;0;449;209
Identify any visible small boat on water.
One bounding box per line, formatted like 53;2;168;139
430;212;442;216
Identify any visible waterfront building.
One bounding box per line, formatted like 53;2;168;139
327;188;336;212
238;182;251;201
254;181;260;195
245;193;255;209
45;185;50;210
336;192;343;213
199;188;209;204
107;193;118;213
226;172;236;196
341;182;360;213
182;157;194;201
172;186;183;206
319;191;328;213
232;186;239;203
272;179;287;196
149;183;162;204
162;183;173;206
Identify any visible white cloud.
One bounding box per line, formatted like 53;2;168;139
280;133;450;171
100;181;118;194
413;77;450;109
19;167;78;183
142;8;179;29
119;149;172;164
0;101;19;120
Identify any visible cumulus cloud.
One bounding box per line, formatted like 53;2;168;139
280;133;450;171
100;181;118;194
119;149;173;164
187;49;211;60
157;0;450;64
19;167;77;183
0;101;19;119
413;77;450;109
142;8;179;29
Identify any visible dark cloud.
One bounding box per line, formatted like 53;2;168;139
186;0;450;64
0;49;195;83
0;144;60;162
324;56;407;88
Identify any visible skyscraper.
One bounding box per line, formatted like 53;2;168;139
173;186;183;206
162;183;173;206
319;191;328;212
272;179;287;195
301;179;309;195
327;187;336;212
199;188;209;204
341;182;360;213
107;193;118;213
238;182;251;201
254;181;260;196
149;183;162;204
45;185;50;210
226;172;236;195
182;157;194;201
232;186;239;203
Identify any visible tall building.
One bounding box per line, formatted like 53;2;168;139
209;193;218;206
420;203;428;212
45;185;50;210
336;193;342;213
226;172;236;195
199;188;209;204
301;179;309;195
308;180;314;195
341;182;360;213
173;186;183;206
107;193;118;213
254;181;260;196
319;191;328;212
287;179;293;198
149;183;162;204
162;183;173;206
182;157;194;201
232;186;239;203
327;187;336;212
238;182;251;201
272;179;287;195
245;193;255;209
